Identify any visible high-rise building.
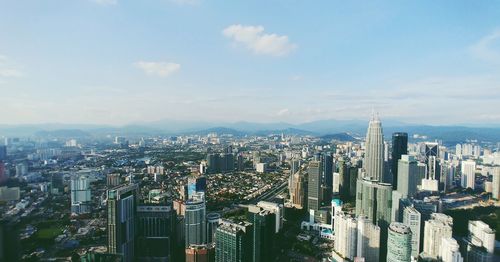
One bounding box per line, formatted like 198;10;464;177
386;222;412;262
491;167;500;200
396;155;418;198
107;173;121;187
356;215;380;262
402;206;421;258
207;213;221;244
423;213;453;259
186;244;215;262
363;114;384;181
461;160;476;189
107;183;139;262
70;176;91;214
440;238;463;262
185;192;207;247
289;171;306;209
333;211;358;261
248;205;276;262
136;204;175;261
307;161;322;213
468;220;495;254
338;158;350;201
256;201;283;233
215;220;253;262
323;153;333;189
206;154;220;174
290;159;301;176
391;132;408;190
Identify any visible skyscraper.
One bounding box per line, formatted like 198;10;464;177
207;213;221;244
247;205;276;262
136;204;175;261
332;211;358;261
107;183;139;262
70;175;91;214
307;161;322;213
423;213;453;259
215;220;253;262
386;222;412;262
391;132;408;190
396;155;418;198
289;171;306;209
461;160;476;189
402;206;421;258
185;192;207;246
185;244;215;262
492;167;500;200
323;152;333;189
363;114;384;181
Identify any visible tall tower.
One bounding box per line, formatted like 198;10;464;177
386;222;412;262
423;213;453;259
215;220;253;262
364;114;384;181
185;192;207;247
107;183;139;262
391;132;408;189
307;161;322;213
402;206;421;258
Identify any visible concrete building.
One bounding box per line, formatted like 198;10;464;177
461;160;476;189
307;161;322;213
396;155;418;198
289;171;306;209
356;215;380;262
70;176;91;214
215;220;252;262
423;213;453;260
440;238;463;262
185;192;207;247
468;220;495;254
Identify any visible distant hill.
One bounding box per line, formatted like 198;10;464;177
320;132;358;142
34;129;91;138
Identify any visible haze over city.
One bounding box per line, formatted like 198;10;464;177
1;1;500;125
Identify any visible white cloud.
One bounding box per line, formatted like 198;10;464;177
277;108;290;116
470;29;500;63
222;24;297;57
90;0;118;6
135;61;180;77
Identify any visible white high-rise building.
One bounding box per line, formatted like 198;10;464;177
468;220;495;254
402;206;421;259
356;215;380;262
363;114;384;181
423;213;453;259
70;176;91;214
386;222;412;262
257;200;284;233
461;160;476;189
440;238;463;262
333;211;358;261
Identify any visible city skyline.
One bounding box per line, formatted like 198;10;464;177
1;1;500;125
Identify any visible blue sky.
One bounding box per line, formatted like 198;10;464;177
1;0;500;125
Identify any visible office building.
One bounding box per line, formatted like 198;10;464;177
355;179;392;229
207;213;221;244
70;176;91;214
323;153;334;188
440;238;463;262
396;155;418;198
256;201;283;233
307;161;322;213
107;183;139;262
215;219;252;262
461;160;476;189
185;192;207;246
290;159;301;176
248;205;276;262
391;132;408;190
289;171;306;209
363;114;384;181
136;204;175;261
402;206;421;258
386;222;412;262
423;213;453;259
492;167;500;200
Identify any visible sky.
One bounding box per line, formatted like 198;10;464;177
1;0;500;126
